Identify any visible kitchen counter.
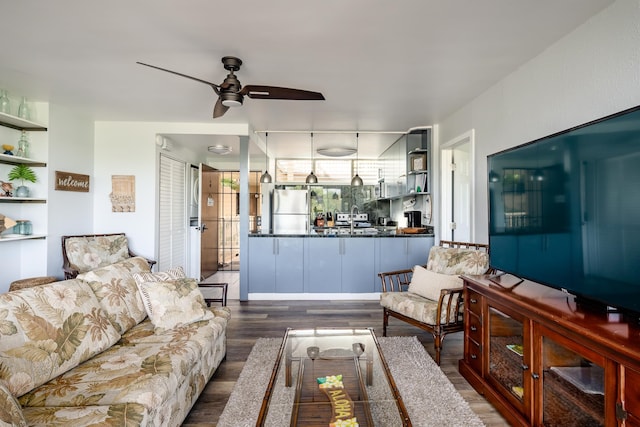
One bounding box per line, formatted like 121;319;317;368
250;232;434;237
247;233;434;297
250;228;434;238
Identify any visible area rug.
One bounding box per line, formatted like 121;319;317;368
218;336;484;426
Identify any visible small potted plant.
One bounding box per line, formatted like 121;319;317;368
8;164;37;198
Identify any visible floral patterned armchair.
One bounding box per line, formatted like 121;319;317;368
379;240;490;365
62;233;156;279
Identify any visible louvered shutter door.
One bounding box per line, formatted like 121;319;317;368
158;154;187;271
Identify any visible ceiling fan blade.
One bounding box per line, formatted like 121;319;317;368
137;62;220;90
213;97;229;118
240;85;325;101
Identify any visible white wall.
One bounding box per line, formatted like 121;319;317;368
46;103;95;279
93;121;249;263
437;0;640;243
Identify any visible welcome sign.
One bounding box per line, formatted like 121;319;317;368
55;171;90;192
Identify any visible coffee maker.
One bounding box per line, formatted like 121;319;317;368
404;210;422;228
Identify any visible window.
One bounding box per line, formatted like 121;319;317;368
275;159;382;184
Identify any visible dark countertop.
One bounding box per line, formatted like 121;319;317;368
249;232;434;238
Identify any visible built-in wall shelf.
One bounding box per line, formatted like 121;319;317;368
0;112;47;132
0;153;46;167
378;192;431;201
0;197;46;203
0;234;46;242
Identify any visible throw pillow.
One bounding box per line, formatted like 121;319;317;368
408;265;463;301
77;256;151;334
426;246;489;275
131;266;186;285
0;381;26;427
135;277;213;332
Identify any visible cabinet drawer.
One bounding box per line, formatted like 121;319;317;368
466;337;482;373
467;311;482;343
466;289;482;316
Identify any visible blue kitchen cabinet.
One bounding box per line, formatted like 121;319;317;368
376;237;434;292
341;238;376;293
248;237;304;293
247;237;276;293
305;238;342;293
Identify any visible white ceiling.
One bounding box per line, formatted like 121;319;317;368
0;0;614;163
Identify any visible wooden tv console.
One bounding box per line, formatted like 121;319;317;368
459;274;640;427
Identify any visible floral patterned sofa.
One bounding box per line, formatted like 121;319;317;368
0;257;230;426
378;240;490;365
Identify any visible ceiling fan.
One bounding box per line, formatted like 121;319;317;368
137;56;325;118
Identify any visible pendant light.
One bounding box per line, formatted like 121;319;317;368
351;132;363;186
305;132;318;184
260;132;273;183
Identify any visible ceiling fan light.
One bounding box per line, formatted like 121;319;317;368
220;92;243;107
208;144;232;155
305;171;318;184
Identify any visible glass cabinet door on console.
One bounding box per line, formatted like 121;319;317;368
487;303;531;418
534;325;607;427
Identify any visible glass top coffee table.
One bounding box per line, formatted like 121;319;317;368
257;328;411;426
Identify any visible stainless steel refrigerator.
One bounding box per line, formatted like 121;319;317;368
272;189;309;234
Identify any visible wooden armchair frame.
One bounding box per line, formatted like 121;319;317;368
62;233;156;279
378;239;490;365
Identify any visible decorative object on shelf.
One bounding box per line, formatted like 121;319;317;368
12;219;32;235
410;152;427;171
17;96;30;120
350;132;363;187
2;144;14;155
110;175;135;212
54;171;90;192
259;132;272;184
0;90;10;114
0;181;13;197
15;131;29;158
0;214;17;233
8;164;37;198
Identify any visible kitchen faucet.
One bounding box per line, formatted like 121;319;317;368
350;205;359;235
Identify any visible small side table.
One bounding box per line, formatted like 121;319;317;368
198;282;228;307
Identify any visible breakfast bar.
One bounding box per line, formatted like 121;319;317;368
247;234;434;297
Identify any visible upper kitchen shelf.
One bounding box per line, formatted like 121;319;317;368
0;112;47;132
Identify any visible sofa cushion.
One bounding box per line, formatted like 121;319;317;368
131;266;186;284
64;234;130;273
426;245;489;275
135;278;213;332
0;280;121;397
0;381;26;427
20;313;228;426
380;291;462;325
408;265;463;301
77;256;151;334
22;403;150;427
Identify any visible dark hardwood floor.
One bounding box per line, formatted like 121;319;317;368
182;300;508;426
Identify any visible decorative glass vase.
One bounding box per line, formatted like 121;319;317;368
17;96;30;120
13;220;32;235
0;90;10;114
16;131;29;158
15;186;29;198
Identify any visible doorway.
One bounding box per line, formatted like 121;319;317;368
200;170;262;275
441;130;475;242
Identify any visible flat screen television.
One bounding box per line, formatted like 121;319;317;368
488;105;640;317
